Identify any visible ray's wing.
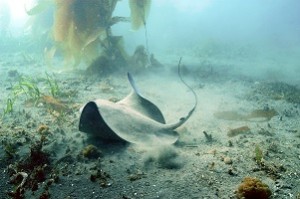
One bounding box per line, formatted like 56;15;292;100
117;73;166;124
79;101;124;141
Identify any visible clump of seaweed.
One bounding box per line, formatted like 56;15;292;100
3;141;18;160
2;98;15;118
45;72;60;97
253;144;286;180
2;75;41;118
236;177;272;199
81;144;102;159
13;75;41;104
254;144;264;165
7;135;54;198
1;73;74;125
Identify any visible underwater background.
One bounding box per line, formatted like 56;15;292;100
0;0;300;198
1;0;299;82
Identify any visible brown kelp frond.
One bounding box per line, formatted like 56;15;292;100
53;0;74;43
52;0;122;66
129;0;151;30
27;0;151;68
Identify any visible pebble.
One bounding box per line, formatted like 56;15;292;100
224;157;233;164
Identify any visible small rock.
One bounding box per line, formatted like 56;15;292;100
224;157;233;164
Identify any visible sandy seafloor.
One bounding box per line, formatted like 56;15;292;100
0;51;300;199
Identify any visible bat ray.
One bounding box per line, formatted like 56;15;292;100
79;65;197;145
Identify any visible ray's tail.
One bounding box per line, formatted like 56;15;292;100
178;57;198;116
166;57;198;130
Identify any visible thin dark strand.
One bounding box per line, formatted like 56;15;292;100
177;57;198;110
143;20;150;57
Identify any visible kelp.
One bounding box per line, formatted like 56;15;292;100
86;36;129;75
26;0;152;69
129;0;151;30
53;0;121;66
